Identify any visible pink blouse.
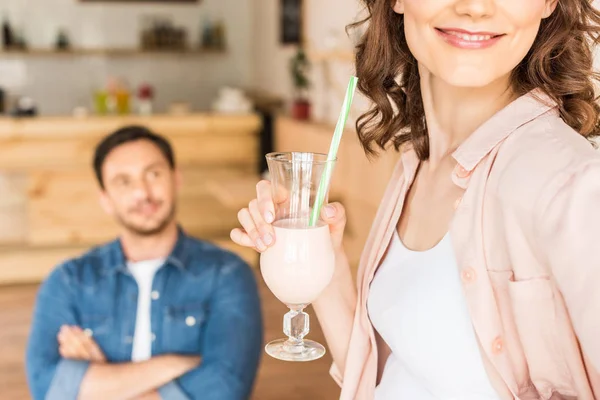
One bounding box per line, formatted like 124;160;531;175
326;91;600;400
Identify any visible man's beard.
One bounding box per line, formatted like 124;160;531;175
116;204;177;237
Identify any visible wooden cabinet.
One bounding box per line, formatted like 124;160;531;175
0;114;261;284
275;116;399;270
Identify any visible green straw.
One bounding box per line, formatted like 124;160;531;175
309;76;358;227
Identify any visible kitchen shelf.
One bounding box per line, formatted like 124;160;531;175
0;47;226;58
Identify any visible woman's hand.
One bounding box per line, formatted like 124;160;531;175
230;180;347;253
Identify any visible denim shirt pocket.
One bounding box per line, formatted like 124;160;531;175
163;303;207;354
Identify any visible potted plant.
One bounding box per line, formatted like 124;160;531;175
289;47;311;120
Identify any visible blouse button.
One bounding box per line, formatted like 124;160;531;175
492;337;504;355
461;267;476;283
186;316;196;327
456;165;471;178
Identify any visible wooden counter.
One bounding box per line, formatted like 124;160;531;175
0;114;261;284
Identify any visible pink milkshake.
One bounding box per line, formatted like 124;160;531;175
260;219;335;306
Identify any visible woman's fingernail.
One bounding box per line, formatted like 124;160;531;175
262;233;273;246
256;238;266;251
264;211;274;223
325;205;336;218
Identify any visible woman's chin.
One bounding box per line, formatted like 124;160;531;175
437;72;498;89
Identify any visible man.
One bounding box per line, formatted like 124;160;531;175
26;126;263;400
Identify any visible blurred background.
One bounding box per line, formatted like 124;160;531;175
3;1;599;399
0;0;399;399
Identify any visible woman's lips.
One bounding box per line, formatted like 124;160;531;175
435;27;505;49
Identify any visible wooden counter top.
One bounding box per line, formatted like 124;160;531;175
0;114;261;171
0;113;261;138
0;113;262;284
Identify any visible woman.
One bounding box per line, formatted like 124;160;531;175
232;0;600;399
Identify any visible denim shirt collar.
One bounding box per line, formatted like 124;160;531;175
103;226;189;275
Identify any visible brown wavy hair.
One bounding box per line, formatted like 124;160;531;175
351;0;600;160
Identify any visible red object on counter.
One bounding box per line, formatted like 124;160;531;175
291;99;311;121
138;84;154;100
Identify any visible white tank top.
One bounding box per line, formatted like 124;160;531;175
367;230;501;400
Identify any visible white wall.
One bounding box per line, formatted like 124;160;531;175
251;0;366;125
251;0;296;103
304;0;367;125
0;0;252;115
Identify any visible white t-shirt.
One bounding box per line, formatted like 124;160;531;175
127;258;165;362
367;231;500;400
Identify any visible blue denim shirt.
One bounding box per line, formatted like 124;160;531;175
26;229;263;400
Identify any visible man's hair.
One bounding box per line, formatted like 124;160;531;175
93;125;176;189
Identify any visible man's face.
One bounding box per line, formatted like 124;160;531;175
99;139;179;236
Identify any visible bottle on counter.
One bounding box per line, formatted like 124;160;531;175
93;89;109;115
11;96;38;117
200;17;213;49
0;87;6;114
137;83;155;116
12;27;27;50
107;77;130;115
93;77;131;116
115;87;130;115
212;19;226;50
2;13;14;50
55;28;71;51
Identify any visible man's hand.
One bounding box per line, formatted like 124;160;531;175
57;325;106;363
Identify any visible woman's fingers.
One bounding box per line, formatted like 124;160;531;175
249;199;274;247
237;207;266;251
230;228;257;249
256;180;276;223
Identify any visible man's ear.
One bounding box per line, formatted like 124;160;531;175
99;190;114;216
